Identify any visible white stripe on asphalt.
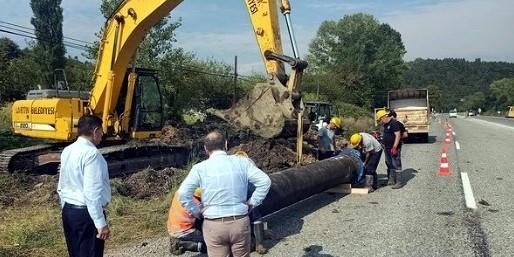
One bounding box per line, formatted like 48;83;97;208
455;141;461;150
452;131;456;136
461;172;477;209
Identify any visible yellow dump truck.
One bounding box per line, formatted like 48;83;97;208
507;106;514;118
388;88;430;143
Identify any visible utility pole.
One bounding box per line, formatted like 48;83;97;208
233;55;238;106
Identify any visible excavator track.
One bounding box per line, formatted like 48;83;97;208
0;142;190;176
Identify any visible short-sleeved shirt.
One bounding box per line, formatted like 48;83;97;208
397;120;406;136
360;132;382;153
382;120;402;149
318;126;335;151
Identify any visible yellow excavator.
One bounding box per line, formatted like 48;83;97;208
3;0;307;174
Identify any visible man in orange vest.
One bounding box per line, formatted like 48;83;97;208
167;188;206;255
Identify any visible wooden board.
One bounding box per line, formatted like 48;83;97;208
325;184;371;195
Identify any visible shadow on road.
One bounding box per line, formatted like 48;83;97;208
402;168;417;185
300;245;336;257
403;135;437;144
262;192;345;253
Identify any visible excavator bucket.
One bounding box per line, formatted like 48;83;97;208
208;79;302;138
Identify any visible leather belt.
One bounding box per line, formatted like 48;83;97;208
64;203;87;209
206;215;247;222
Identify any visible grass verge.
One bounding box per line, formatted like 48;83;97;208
0;168;189;257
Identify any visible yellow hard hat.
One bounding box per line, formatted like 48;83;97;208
349;133;362;148
330;117;342;128
375;109;387;121
193;188;201;198
234;149;248;158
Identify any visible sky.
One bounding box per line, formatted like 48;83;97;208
1;0;513;74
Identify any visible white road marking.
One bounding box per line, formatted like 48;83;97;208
452;131;456;136
455;141;461;150
461;172;477;209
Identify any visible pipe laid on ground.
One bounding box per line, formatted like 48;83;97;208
259;154;357;217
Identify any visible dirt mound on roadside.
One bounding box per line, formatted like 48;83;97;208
115;167;187;199
158;115;319;173
0;173;59;207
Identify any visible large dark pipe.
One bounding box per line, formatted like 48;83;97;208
258;155;357;217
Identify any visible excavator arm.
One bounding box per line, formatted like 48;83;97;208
90;0;306;140
89;0;185;135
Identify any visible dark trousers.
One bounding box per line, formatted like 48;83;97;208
62;204;105;257
364;149;382;189
384;148;402;173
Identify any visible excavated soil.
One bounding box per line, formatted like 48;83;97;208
1;115;326;203
160;115;320;173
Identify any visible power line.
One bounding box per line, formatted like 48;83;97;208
0;20;93;45
0;28;90;51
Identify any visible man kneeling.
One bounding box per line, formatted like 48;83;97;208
167;188;207;255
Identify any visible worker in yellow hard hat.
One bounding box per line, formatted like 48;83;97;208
167;187;207;254
377;109;404;189
349;132;383;190
375;109;388;122
317;116;342;160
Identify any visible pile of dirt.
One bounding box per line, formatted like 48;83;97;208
0;173;59;207
159;115;319;173
115;167;187;199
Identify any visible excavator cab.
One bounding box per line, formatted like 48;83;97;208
115;68;164;139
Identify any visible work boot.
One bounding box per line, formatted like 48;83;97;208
387;170;396;186
178;241;201;252
392;171;404;189
169;237;184;255
253;222;268;254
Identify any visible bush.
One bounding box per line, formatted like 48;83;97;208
0;103;12;132
336;102;373;120
333;102;380;140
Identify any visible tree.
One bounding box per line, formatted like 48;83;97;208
307;13;406;109
0;38;22;102
489;78;514;111
30;0;66;87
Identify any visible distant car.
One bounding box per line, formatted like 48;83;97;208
449;110;457;118
468;110;475;116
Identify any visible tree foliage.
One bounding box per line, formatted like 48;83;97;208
0;38;22;102
30;0;66;87
306;13;406;110
403;58;514;112
488;78;514;112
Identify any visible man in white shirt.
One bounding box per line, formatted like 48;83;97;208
349;132;383;190
57;115;111;257
178;130;271;257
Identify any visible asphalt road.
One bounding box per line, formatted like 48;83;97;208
108;114;514;257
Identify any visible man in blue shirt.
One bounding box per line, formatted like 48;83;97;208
376;110;404;189
178;130;271;257
57;115;111;257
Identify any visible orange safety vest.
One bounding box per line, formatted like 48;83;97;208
167;191;200;235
